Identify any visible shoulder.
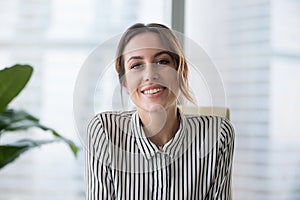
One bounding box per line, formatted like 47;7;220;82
94;110;134;125
86;111;135;155
184;114;228;127
87;110;134;137
184;114;235;144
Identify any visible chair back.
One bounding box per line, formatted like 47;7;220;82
181;106;230;120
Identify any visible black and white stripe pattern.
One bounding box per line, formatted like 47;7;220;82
85;110;234;200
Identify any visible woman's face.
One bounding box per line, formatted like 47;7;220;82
122;32;180;112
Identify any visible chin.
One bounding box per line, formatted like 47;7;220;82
147;104;165;112
140;102;177;113
134;103;163;113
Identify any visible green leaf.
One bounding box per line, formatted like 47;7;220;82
0;139;55;169
0;109;79;156
0;109;38;132
0;64;79;169
0;64;33;113
36;125;79;156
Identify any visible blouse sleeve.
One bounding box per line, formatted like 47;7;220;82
206;118;235;200
85;115;115;200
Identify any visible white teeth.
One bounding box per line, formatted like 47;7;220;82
144;88;163;94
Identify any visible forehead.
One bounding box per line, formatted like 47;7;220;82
123;32;167;55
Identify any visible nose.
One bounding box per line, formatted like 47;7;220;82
143;63;159;81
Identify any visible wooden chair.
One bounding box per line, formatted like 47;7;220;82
180;106;230;120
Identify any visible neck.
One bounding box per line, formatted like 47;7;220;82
138;105;180;147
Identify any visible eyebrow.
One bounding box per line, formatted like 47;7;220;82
127;56;143;63
126;51;172;63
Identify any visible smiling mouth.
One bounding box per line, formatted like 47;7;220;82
142;87;165;95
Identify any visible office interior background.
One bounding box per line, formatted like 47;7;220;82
0;0;299;199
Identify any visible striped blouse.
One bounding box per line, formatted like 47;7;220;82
85;110;234;200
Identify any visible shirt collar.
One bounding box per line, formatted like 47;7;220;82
131;110;187;160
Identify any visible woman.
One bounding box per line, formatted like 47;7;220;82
86;23;234;200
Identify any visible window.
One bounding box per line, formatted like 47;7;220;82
0;0;169;199
185;0;300;199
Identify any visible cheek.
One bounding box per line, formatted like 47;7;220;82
123;71;141;93
161;67;179;93
169;78;180;97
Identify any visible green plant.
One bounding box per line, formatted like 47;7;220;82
0;64;78;169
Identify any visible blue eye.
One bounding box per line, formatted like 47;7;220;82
157;59;170;65
131;63;143;70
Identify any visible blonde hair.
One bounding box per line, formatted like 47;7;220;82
115;23;194;103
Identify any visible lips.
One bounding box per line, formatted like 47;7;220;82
141;85;166;95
